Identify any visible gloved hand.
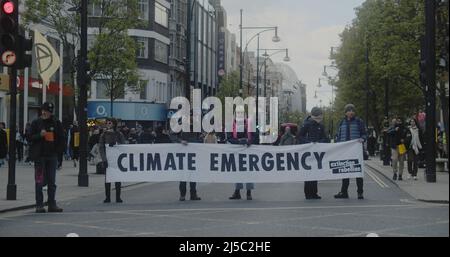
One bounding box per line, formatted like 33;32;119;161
109;142;116;147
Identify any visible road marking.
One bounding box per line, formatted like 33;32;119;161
366;168;389;188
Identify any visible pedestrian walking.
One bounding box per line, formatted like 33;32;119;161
405;118;423;180
29;102;65;213
388;117;407;180
334;104;367;200
297;107;330;200
70;121;80;167
99;118;126;203
0;122;7;168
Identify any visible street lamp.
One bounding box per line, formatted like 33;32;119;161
239;9;280;97
259;48;290;97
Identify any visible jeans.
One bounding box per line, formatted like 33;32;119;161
35;156;58;207
392;148;405;175
235;183;254;190
407;149;419;177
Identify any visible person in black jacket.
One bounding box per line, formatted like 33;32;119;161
29;102;65;213
297;107;330;200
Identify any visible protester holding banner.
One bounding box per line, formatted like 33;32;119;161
177;129;202;201
297;107;330;200
334;104;367;200
29;102;65;213
279;126;296;146
99;118;126;203
228;106;258;201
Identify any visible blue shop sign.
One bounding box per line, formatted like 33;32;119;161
87;101;167;121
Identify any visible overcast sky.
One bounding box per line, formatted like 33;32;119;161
221;0;365;111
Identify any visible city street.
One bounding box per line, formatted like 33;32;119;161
0;164;448;237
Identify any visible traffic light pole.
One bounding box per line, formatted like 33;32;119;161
77;0;88;187
424;0;436;183
6;67;17;200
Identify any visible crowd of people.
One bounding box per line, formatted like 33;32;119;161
0;101;447;214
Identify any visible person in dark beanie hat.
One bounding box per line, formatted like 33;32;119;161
334;103;367;200
344;104;355;114
297;107;329;199
29;102;65;213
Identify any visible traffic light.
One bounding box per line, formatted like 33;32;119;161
0;0;18;67
15;34;33;69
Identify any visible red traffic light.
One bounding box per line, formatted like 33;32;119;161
2;1;14;14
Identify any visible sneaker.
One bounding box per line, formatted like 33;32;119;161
247;194;253;200
393;173;397;180
334;192;349;199
413;176;418;180
306;194;322;200
358;193;364;200
116;198;123;203
398;175;403;181
179;196;186;201
190;195;201;201
35;206;46;213
406;174;411;180
103;198;111;203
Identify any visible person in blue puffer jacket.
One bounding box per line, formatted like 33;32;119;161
334;104;367;200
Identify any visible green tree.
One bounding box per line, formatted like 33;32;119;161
332;0;425;133
86;0;143;117
23;0;80;118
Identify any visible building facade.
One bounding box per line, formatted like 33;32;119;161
87;0;171;127
189;0;218;99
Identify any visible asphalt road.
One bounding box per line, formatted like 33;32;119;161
0;165;448;237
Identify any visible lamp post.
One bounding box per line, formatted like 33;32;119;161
72;0;89;187
322;65;338;137
260;48;290;97
185;0;197;102
239;26;280;128
239;11;280;97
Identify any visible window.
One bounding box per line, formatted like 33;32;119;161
154;40;168;64
138;0;149;20
88;2;102;17
155;2;168;27
96;80;109;99
135;37;148;59
139;80;147;100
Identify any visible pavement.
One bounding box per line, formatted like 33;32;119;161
1;156;448;213
365;157;449;203
0;159;141;213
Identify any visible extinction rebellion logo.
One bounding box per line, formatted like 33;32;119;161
329;159;362;174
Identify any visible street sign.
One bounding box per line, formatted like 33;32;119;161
1;50;16;65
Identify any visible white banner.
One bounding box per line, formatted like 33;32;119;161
106;140;364;183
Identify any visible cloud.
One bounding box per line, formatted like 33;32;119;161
221;0;363;111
